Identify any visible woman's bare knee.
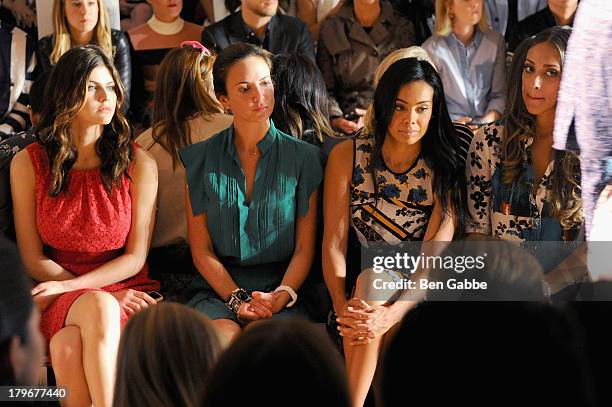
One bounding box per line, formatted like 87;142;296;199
355;268;392;305
212;319;241;343
66;291;121;338
49;326;82;371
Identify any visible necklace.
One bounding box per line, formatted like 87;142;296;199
240;148;259;158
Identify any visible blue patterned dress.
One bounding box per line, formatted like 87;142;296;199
350;134;434;245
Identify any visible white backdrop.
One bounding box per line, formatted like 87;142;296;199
36;0;120;39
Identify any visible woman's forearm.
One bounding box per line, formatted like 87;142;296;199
65;252;147;291
193;251;240;301
26;256;75;282
280;244;313;293
323;247;348;311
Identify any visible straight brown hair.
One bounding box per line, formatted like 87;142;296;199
152;46;222;168
112;303;222;407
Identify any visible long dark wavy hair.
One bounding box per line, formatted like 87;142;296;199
271;53;335;146
371;57;466;234
502;26;581;229
37;45;132;196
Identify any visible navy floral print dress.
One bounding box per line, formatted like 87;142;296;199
466;123;582;242
350;134;434;245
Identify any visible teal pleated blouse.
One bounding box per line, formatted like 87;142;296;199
179;120;324;267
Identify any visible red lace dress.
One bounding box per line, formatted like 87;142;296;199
26;142;159;346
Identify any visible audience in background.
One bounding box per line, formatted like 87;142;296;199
0;20;35;137
201;319;351;407
317;0;415;135
119;0;153;32
0;0;36;33
11;46;159;407
201;0;315;60
113;302;222;407
485;0;547;37
0;236;44;386
323;58;465;407
136;42;232;277
390;0;435;44
271;53;335;149
507;0;577;51
37;0;132;109
423;0;506;127
381;302;595;406
180;44;323;342
0;70;49;241
128;0;202;129
297;0;342;41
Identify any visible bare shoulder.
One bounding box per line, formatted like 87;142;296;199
325;139;354;183
327;139;353;168
10;148;34;175
133;146;158;176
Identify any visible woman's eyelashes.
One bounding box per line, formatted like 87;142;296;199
523;64;560;77
237;79;273;93
87;84;116;93
393;104;429;113
546;68;559;77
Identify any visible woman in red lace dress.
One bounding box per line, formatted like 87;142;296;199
11;45;159;407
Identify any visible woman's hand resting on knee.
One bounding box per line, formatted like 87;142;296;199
111;289;157;315
336;298;398;345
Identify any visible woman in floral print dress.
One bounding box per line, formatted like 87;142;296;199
466;27;587;298
466;27;582;244
323;57;465;407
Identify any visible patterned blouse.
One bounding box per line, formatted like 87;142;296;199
350;134;434;246
466;123;580;242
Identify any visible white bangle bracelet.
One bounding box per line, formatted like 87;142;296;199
274;285;297;308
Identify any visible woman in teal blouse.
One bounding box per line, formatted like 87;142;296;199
179;44;323;341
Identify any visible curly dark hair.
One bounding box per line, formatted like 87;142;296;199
37;45;133;196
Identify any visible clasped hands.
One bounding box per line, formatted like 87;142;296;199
236;290;290;323
31;280;157;315
336;298;396;345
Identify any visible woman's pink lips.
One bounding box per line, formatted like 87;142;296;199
526;94;545;101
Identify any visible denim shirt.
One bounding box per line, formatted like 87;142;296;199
422;29;506;122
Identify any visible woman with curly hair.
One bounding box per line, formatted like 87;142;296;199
466;27;585;295
466;26;582;243
11;45;159;407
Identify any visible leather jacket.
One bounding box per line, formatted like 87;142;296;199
202;12;315;61
37;29;132;109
